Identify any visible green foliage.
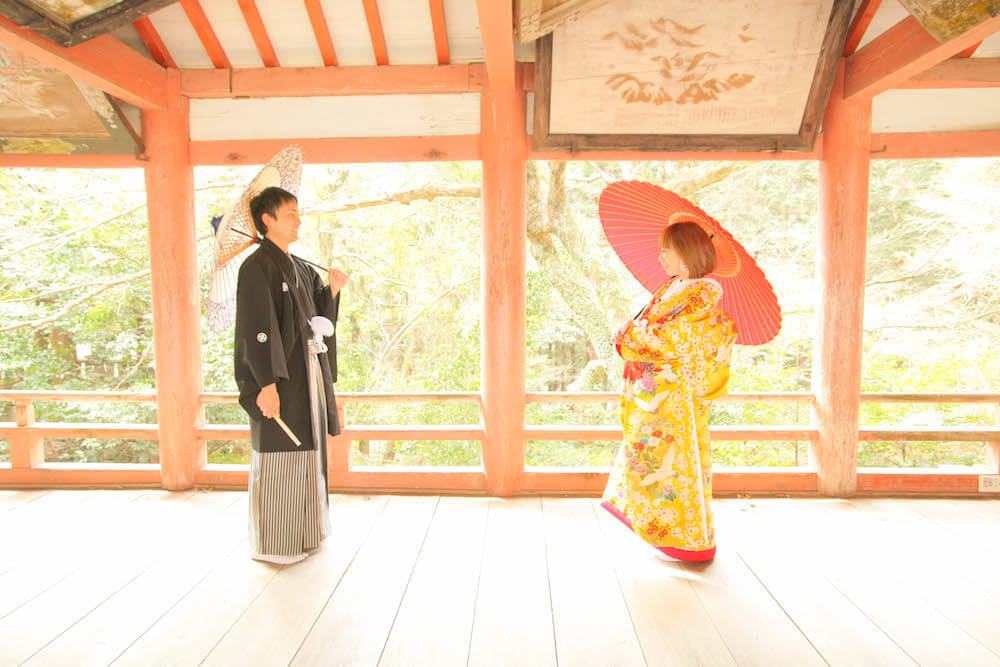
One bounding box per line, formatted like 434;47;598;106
2;158;997;469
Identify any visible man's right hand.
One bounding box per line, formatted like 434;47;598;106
256;383;280;419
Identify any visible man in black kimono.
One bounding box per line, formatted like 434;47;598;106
234;186;348;564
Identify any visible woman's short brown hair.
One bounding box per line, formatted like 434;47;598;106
661;221;717;278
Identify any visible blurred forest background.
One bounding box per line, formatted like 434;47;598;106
1;157;998;469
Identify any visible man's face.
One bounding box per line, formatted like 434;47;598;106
264;199;301;247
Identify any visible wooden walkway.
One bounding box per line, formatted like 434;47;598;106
1;490;999;666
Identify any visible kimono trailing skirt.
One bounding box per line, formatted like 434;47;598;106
603;277;737;553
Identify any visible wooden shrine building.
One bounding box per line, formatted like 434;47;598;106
1;0;999;498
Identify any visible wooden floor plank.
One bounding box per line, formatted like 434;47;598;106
783;499;1000;667
719;499;916;667
593;499;737;667
25;492;246;667
467;497;557;667
679;500;826;667
199;494;391;667
289;494;440;666
0;491;199;665
542;497;645;667
378;496;490;667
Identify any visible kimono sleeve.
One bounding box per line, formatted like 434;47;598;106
618;285;713;365
235;259;290;388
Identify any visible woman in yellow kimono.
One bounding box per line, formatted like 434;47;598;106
602;220;737;562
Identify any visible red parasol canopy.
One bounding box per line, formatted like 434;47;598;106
599;181;781;345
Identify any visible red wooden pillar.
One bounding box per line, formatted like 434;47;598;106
480;70;528;496
812;62;872;496
142;69;205;490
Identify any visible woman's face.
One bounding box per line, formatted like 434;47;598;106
659;244;688;278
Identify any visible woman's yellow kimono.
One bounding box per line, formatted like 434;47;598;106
603;277;737;553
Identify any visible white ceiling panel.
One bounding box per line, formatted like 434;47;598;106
872;88;1000;133
378;0;437;64
972;31;1000;58
856;0;908;51
321;0;377;66
190;93;480;140
255;0;323;68
148;2;213;69
199;0;263;69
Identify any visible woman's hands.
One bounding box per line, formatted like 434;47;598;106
256;383;280;419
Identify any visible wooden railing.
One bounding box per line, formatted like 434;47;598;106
1;390;998;494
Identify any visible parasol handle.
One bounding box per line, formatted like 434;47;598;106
229;227;329;272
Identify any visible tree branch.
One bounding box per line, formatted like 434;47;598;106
307;186;481;216
0;269;151;332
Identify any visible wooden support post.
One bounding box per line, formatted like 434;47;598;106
480;71;528;496
142;70;205;490
988;402;1000;474
812;61;871;496
9;401;43;468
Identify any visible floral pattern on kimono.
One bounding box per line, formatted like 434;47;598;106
603;277;737;551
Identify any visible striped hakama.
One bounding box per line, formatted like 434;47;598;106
247;345;333;564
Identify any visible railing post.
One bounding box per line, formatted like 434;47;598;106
9;400;43;468
988;401;1000;474
143;69;205;490
811;60;871;496
328;400;350;488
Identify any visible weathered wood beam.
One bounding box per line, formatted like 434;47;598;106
180;63;486;97
892;56;1000;88
0;15;166;109
514;0;616;43
0;0;175;47
845;14;1000;100
189;136;480;165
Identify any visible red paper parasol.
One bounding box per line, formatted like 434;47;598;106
599;181;781;345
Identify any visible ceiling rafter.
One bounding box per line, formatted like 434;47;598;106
237;0;279;68
362;0;389;65
132;16;176;68
179;0;231;69
429;0;449;65
0;15;166;109
845;14;1000;100
476;0;515;94
892;57;1000;88
303;0;338;67
843;0;882;56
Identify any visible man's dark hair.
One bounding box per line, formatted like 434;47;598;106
249;186;297;236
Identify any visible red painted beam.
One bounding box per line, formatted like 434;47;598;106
843;0;882;56
237;0;280;68
179;0;232;69
190;136;480;165
476;0;516;94
892;57;1000;88
956;41;982;58
362;0;389;65
0;16;166;109
429;0;449;65
871;130;1000;158
846;14;1000;100
0;153;146;167
304;0;338;67
180;63;485;97
132;16;177;68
